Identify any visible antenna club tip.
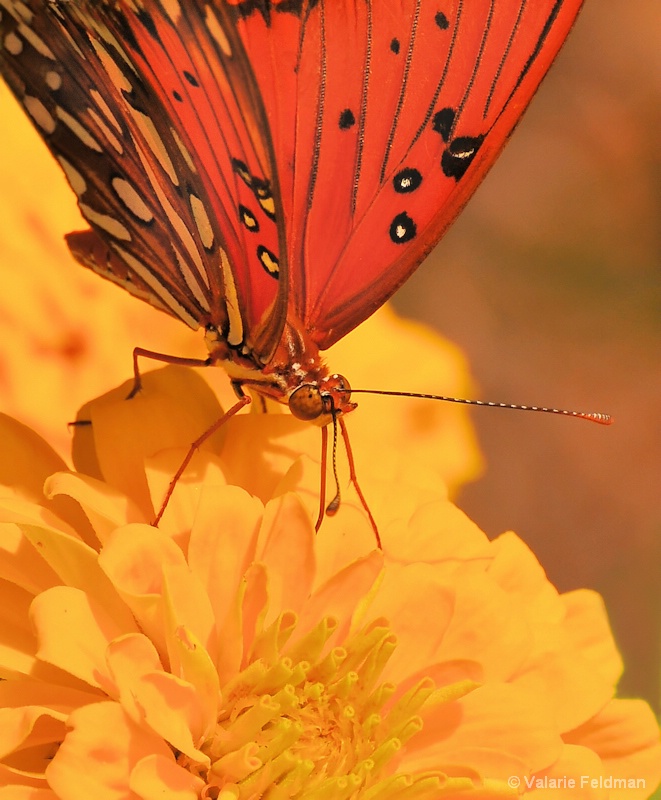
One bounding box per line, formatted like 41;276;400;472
583;412;614;425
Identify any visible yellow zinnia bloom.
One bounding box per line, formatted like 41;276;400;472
0;369;659;799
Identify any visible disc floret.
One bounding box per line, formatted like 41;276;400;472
184;620;441;799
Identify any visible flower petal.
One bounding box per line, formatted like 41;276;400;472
0;788;58;799
396;499;491;565
130;753;204;799
98;524;193;657
299;551;383;642
0;521;60;597
257;494;316;623
565;699;661;794
409;683;563;778
188;485;262;629
45;471;146;542
46;702;174;800
19;525;134;629
30;586;137;690
529;743;606;799
0;415;67;506
73;367;224;518
561;589;624;688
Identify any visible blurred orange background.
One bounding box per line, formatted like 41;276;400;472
0;1;659;712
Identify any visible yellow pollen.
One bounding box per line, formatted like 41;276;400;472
177;619;453;798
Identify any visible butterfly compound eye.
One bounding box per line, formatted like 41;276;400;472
289;384;325;421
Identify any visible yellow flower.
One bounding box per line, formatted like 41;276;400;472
1;369;659;799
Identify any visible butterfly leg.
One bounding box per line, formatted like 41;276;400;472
152;392;251;526
127;347;213;399
338;417;382;549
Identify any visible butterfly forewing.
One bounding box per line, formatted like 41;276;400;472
0;0;286;362
232;0;583;349
1;0;584;369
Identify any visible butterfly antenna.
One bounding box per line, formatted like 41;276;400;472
349;389;613;425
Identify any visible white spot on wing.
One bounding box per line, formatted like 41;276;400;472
45;70;62;90
162;0;182;24
112;177;154;222
220;248;243;347
90;38;132;93
80;203;131;241
134;143;206;278
171;126;197;173
55;106;103;151
17;22;54;59
4;31;23;55
205;6;232;57
56;156;86;197
11;2;33;25
111;243;200;330
24;95;55;133
172;244;211;310
90;89;122;134
129;107;179;186
88;108;123;153
190;194;214;249
56;19;85;59
87;19;137;75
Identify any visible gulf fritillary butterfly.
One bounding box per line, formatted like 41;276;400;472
0;0;608;539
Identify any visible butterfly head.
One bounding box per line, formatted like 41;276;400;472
288;374;356;426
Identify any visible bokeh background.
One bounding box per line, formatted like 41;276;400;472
0;1;659;712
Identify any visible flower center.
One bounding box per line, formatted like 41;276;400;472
185;618;438;798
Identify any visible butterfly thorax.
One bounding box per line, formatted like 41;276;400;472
206;317;356;427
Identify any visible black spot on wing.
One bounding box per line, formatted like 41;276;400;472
257;245;279;277
112;10;143;57
390;38;400;54
432;107;455;143
252;177;276;220
252;177;270;198
393;168;422;194
137;10;160;43
435;12;450;30
389;212;416;244
226;0;320;24
441;135;485;180
232;157;252;187
173;90;183;102
339;108;356;130
239;204;259;232
231;159;275;220
183;70;199;87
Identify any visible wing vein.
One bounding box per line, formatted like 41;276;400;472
378;0;422;185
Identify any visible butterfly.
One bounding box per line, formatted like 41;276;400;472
0;0;592;539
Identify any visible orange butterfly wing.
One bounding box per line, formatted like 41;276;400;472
233;0;584;349
1;1;584;361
